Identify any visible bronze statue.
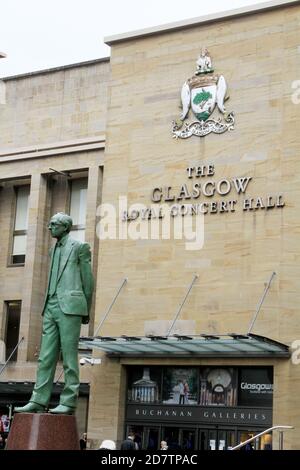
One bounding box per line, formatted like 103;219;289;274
15;213;94;415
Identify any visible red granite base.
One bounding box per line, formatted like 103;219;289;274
6;413;80;450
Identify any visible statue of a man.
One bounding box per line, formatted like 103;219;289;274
15;213;94;415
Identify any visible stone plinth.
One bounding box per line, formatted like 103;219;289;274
6;413;80;450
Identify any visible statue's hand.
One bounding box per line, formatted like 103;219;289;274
82;315;90;325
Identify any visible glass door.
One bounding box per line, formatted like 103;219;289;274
125;425;143;449
199;428;236;450
238;429;272;450
144;427;160;450
161;426;197;450
162;426;181;450
217;429;236;450
181;429;196;450
208;429;217;450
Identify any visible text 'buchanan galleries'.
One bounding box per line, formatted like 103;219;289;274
122;164;285;221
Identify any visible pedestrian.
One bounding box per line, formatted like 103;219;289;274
99;439;116;450
80;432;87;450
183;380;189;404
178;380;185;404
160;440;168;450
0;434;6;450
241;442;254;451
244;442;254;451
121;431;138;450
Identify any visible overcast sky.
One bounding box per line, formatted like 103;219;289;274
1;0;269;77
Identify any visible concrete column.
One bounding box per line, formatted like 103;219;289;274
50;175;69;214
87;355;126;449
19;174;51;361
84;164;103;336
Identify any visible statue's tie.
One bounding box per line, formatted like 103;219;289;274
48;244;61;297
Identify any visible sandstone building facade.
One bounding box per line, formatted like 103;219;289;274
1;0;300;449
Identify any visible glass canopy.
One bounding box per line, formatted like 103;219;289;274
79;333;290;358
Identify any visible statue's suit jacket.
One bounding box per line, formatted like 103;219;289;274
42;236;94;323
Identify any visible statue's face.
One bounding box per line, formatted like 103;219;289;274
48;216;68;239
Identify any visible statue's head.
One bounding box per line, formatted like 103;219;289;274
48;212;73;239
200;47;209;57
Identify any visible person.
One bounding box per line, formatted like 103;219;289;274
244;442;254;451
121;432;138;450
99;439;116;450
183;380;189;404
179;380;185;404
134;431;142;450
264;443;272;450
80;432;88;450
240;442;254;451
172;383;180;403
168;437;181;450
2;416;9;433
0;434;6;450
183;432;193;450
160;440;168;450
14;213;94;415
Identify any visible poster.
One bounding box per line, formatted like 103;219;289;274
219;439;226;450
209;439;216;450
162;368;198;405
127;367;161;403
199;367;238;406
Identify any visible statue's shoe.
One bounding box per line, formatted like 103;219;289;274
48;404;75;415
14;402;45;413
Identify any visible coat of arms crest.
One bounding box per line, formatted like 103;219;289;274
172;48;235;139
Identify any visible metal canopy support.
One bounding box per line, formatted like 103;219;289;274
247;271;276;335
94;278;127;337
55;367;64;384
0;337;24;377
49;168;71;178
166;274;199;337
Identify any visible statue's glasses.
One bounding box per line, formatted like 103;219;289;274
48;221;65;228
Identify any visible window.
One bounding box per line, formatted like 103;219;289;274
69;179;87;242
4;301;21;361
11;186;30;265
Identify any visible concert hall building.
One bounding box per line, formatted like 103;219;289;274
0;0;299;450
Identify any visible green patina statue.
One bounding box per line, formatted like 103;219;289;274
15;213;94;415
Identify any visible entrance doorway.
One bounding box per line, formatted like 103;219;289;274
125;424;271;450
198;428;235;450
238;430;272;450
145;427;159;450
161;427;196;450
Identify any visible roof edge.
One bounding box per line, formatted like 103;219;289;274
1;56;110;81
104;0;300;45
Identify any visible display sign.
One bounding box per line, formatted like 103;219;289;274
122;164;285;221
126;404;272;426
238;368;273;407
126;366;273;408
